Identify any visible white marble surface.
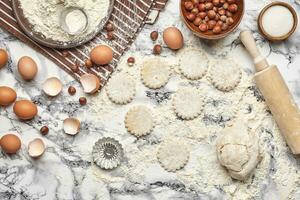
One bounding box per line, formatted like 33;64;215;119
1;0;300;199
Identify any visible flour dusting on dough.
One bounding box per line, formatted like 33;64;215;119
90;49;300;199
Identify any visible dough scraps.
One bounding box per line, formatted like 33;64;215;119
208;60;242;92
172;87;204;120
106;73;136;104
157;139;190;172
178;48;209;80
125;106;155;137
141;58;170;89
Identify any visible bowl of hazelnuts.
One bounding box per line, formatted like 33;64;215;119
180;0;244;40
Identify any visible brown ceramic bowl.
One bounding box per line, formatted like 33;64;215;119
258;2;298;42
180;0;244;40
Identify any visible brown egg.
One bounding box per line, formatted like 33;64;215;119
90;45;113;65
0;49;8;69
163;27;184;50
0;134;21;154
17;56;38;81
0;86;17;106
13;100;38;120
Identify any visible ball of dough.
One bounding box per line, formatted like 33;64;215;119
216;122;261;181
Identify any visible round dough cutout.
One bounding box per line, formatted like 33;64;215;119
141;58;170;89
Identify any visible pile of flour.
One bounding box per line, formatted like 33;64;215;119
19;0;110;42
87;47;300;199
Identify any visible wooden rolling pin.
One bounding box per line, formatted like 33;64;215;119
240;30;300;154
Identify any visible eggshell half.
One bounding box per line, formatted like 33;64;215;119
43;77;63;97
0;134;21;154
17;56;38;81
80;74;100;94
13;100;38;120
63;118;81;135
90;45;113;65
28;138;45;158
0;86;17;106
163;27;184;50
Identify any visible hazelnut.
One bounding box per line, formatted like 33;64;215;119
213;6;218;12
212;0;220;6
199;0;205;2
220;0;225;3
221;23;229;31
220;15;227;22
106;23;114;32
62;51;69;57
223;2;229;9
226;11;233;17
186;13;196;21
107;31;114;40
153;44;162;55
150;31;159;41
204;16;210;22
198;12;207;19
207;20;217;30
226;17;234;25
227;0;236;4
85;59;93;68
70;64;79;72
212;25;222;34
217;20;223;26
228;4;238;13
218;9;226;15
68;86;76;95
40;126;49;135
79;97;87;105
215;14;220;21
191;7;199;14
198;3;206;12
191;0;200;4
199;23;208;32
184;1;194;10
127;57;135;66
205;2;213;10
193;17;202;26
207;10;216;19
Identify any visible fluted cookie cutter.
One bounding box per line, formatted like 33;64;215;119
92;137;124;170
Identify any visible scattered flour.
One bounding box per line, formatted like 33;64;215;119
89;47;300;199
19;0;110;42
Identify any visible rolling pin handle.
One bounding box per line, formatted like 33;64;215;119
239;31;269;72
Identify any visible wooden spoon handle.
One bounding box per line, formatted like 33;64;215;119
239;31;269;72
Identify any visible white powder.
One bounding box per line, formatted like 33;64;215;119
262;5;294;37
64;9;87;34
88;48;300;199
19;0;110;42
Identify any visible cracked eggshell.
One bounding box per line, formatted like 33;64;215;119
28;138;45;158
80;74;100;94
63;118;80;135
43;77;63;97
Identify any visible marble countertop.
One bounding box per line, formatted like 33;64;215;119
1;0;300;199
